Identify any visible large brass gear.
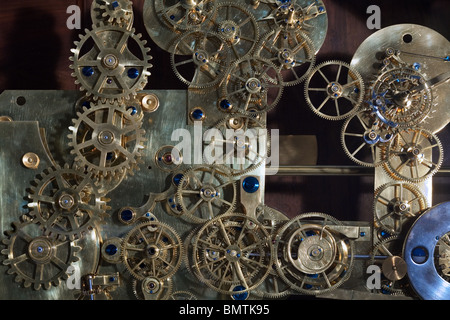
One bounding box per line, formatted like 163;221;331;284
69;23;152;102
121;221;184;281
188;213;273;295
0;219;81;290
305;60;365;120
68;100;146;181
27;164;109;241
383;127;444;182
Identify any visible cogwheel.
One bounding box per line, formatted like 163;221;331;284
220;56;284;115
256;29;316;87
68;100;146;181
176;165;237;224
373;181;429;236
170;30;231;90
383;127;443;183
1;219;81;290
155;0;217;32
189;213;273;295
368;235;410;296
27;164;110;241
340;109;389;167
272;212;355;295
305;60;365;120
121;221;183;281
210;2;260;61
203;114;270;177
132;276;173;300
91;0;134;29
69;23;152;103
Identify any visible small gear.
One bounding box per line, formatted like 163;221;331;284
373;181;429;235
256;29;316;86
170;30;231;90
68;100;146;181
383;127;443;182
188;213;273;295
121;221;183;281
70;23;152;102
272;212;355;295
340;110;388;167
27;164;109;241
305;60;365;120
203;114;270;177
1;219;81;290
91;0;134;29
220;56;284;115
176;165;237;223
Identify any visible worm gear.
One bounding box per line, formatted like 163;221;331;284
273;212;355;295
305;60;365;120
68;100;146;181
383;127;443;182
1;219;81;290
220;56;284;115
121;221;183;281
373;181;428;236
203;114;270;177
176;165;237;224
256;29;316;87
27;164;110;241
170;30;231;90
70;23;152;102
91;0;134;29
188;213;273;295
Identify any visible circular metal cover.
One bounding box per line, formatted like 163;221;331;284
404;202;450;300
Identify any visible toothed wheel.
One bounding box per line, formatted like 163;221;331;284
68;100;146;181
121;221;183;281
27;165;109;241
170;30;231;90
273;212;355;295
221;56;284;115
256;29;316;86
305;60;365;120
189;213;273;295
155;0;217;31
368;236;410;296
341;110;388;167
373;182;429;235
0;219;81;290
70;23;152;102
209;2;260;61
91;0;134;29
384;127;443;182
203;114;270;177
176;165;237;224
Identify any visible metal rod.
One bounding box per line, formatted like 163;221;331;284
267;166;450;177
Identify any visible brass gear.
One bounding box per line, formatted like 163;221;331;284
1;219;81;290
70;23;152;102
91;0;134;29
27;164;109;241
68;100;146;181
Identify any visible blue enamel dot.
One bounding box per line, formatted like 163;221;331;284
120;209;134;222
105;244;118;256
128;68;139;79
82;66;94;77
242;176;259;193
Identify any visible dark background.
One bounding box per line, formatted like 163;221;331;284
0;0;448;221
